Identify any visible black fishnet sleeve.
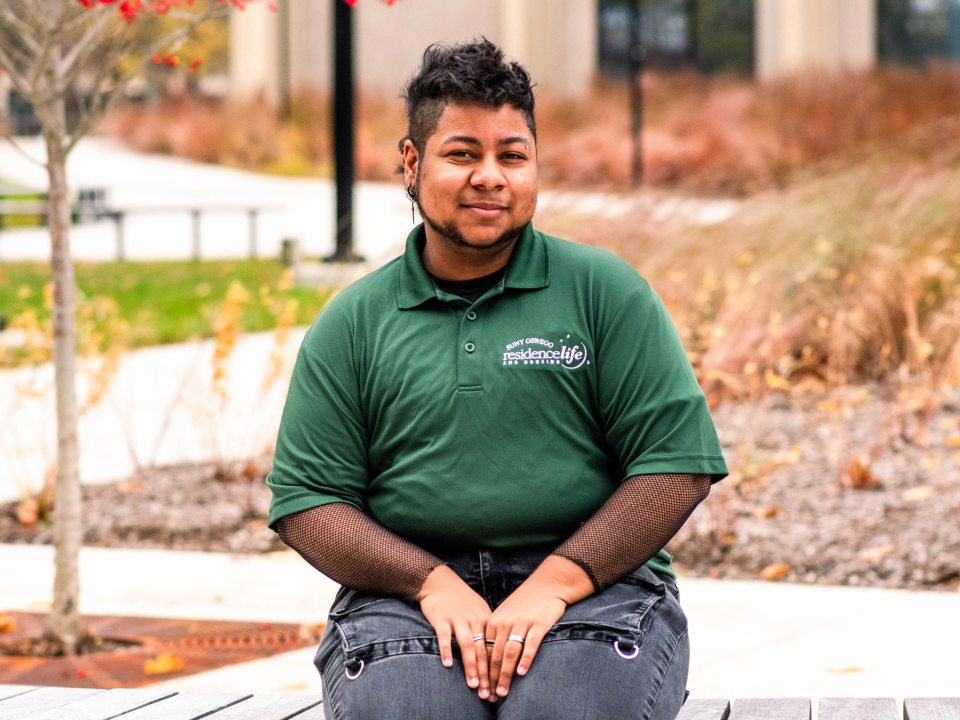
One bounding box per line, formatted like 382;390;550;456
554;473;711;591
276;503;444;599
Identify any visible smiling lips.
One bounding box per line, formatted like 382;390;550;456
463;201;508;216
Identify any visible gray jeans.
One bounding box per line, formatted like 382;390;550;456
315;546;690;720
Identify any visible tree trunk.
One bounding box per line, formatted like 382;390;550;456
42;94;84;654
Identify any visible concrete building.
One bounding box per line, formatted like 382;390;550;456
229;0;599;105
227;0;899;105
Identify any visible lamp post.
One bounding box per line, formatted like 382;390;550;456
331;0;360;261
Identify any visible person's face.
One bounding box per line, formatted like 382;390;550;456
402;102;538;255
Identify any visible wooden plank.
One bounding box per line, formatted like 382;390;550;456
21;688;178;720
203;694;323;719
119;693;250;720
904;699;960;720
285;704;326;720
678;699;732;720
0;686;38;702
730;698;811;720
0;688;102;720
820;698;898;720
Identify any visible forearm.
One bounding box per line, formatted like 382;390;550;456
553;473;711;592
276;502;443;599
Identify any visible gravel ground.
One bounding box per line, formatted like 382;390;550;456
2;384;959;592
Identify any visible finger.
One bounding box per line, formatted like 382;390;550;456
495;631;526;697
453;626;479;689
435;623;454;668
516;624;547;676
487;633;505;697
475;635;491;699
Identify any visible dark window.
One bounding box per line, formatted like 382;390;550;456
878;0;960;64
598;0;754;77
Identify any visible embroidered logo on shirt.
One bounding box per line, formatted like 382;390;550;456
501;335;590;370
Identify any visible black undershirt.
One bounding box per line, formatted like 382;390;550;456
431;267;507;303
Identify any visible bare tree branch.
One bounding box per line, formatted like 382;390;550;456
0;4;43;55
0;41;32;93
58;9;116;80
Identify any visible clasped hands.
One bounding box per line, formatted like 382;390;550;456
417;555;593;702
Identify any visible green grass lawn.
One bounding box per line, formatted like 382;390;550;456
0;258;333;354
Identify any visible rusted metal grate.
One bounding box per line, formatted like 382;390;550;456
0;612;324;689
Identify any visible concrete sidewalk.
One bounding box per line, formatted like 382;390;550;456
3;543;959;701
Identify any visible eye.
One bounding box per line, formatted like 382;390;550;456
447;150;475;160
501;152;527;162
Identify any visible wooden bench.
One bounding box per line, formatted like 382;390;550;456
1;686;958;720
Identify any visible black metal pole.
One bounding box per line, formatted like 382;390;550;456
630;0;644;186
332;0;357;261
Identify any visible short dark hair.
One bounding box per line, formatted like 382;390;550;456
401;38;536;153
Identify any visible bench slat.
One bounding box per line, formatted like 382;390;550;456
0;686;38;703
819;698;898;720
20;689;178;720
117;693;250;720
904;699;960;720
679;699;732;720
730;698;811;720
0;688;102;720
201;693;323;719
285;704;327;720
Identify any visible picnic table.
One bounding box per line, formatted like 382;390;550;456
1;687;958;720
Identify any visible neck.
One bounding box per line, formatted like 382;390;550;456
422;231;519;281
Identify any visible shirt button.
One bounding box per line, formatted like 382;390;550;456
466;310;478;321
464;342;476;353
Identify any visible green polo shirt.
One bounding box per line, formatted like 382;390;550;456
267;223;727;576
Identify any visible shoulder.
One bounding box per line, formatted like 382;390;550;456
301;256;401;350
537;229;653;300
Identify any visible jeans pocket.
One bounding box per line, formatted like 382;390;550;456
544;571;664;656
319;588;441;678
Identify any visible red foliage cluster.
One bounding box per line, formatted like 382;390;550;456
150;52;203;71
76;0;260;22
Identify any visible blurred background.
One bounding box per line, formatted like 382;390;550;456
2;0;959;603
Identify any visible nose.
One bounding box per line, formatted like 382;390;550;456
470;154;505;190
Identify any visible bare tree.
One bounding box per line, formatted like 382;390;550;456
0;0;249;654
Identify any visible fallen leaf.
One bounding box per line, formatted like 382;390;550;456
859;543;896;563
764;369;791;391
827;666;863;674
919;456;938;471
902;485;936;502
761;563;791;581
752;506;782;519
15;499;39;526
118;481;144;493
143;652;185;676
847;458;881;490
0;614;17;633
817;399;840;412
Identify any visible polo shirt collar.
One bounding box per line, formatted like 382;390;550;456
396;222;549;309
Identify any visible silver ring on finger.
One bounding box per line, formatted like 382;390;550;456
507;633;525;644
472;633;485;642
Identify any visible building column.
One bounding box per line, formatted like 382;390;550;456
499;0;598;96
228;1;281;105
756;0;876;80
